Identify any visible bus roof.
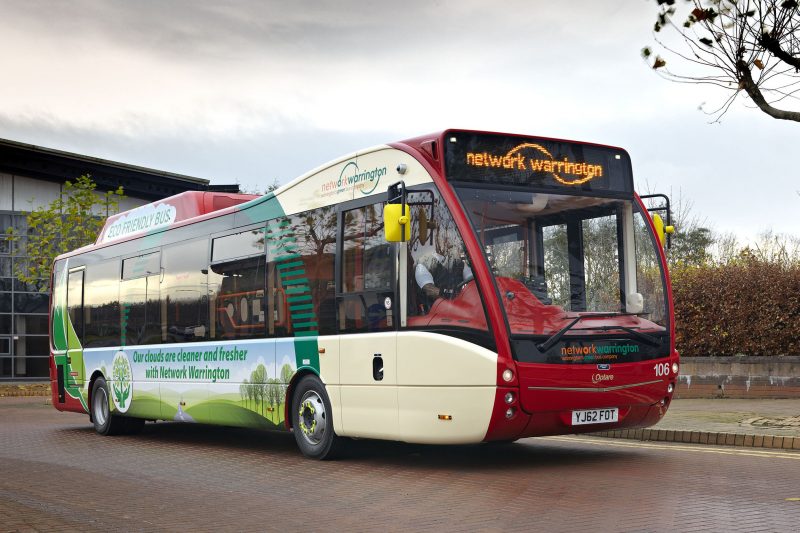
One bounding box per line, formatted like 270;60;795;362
94;190;258;247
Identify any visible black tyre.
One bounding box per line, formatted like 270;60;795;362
291;375;342;460
90;376;127;436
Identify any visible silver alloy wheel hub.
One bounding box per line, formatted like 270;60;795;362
93;386;109;427
297;390;325;445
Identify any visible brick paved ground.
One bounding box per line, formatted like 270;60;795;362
1;397;799;532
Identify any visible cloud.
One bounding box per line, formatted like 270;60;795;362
0;0;796;241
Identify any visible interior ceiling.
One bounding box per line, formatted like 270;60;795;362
462;194;617;227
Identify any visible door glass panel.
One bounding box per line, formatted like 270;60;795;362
342;204;392;292
340;203;394;334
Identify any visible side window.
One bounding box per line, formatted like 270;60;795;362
84;260;120;348
67;269;84;344
339;202;394;333
542;223;571;309
210;228;266;340
120;251;161;346
266;206;337;337
582;215;622;312
162;239;210;343
407;190;470;314
634;208;667;327
406;187;491;338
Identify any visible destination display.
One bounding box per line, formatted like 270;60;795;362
444;131;634;196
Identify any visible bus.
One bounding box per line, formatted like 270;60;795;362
49;129;678;459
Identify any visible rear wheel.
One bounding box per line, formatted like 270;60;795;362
91;376;127;436
292;375;342;460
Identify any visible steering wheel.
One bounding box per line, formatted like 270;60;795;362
453;278;473;297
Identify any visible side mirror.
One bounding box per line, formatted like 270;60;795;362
384;181;411;242
652;213;675;248
626;292;644;314
384;203;411;242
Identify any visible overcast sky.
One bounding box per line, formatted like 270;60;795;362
0;0;796;241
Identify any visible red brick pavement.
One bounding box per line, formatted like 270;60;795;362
1;397;799;532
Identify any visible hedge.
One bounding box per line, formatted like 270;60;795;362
671;259;800;356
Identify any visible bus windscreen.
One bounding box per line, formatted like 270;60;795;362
443;131;634;197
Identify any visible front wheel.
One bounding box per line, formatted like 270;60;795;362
291;375;342;460
91;376;128;436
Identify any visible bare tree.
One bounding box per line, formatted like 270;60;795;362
643;0;800;122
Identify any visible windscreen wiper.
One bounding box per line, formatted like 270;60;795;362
536;312;635;352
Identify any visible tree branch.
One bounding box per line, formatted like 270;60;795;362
759;32;800;69
737;59;800;120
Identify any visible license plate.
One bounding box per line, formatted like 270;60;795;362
571;408;619;426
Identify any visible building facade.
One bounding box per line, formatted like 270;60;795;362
0;138;236;381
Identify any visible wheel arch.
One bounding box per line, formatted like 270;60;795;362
87;370;106;423
283;368;320;430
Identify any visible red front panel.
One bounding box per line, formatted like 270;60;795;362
513;354;678;437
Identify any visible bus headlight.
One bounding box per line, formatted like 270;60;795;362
672;363;679;374
502;369;514;382
505;407;516;419
667;383;674;394
504;392;515;405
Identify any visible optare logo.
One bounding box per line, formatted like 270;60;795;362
592;373;614;385
111;351;133;413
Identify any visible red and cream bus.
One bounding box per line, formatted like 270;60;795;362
50;130;678;459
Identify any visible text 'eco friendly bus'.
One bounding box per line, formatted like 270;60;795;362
50;130;678;459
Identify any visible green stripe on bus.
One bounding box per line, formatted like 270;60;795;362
287;295;312;303
293;321;319;328
293;336;320;372
289;303;314;311
285;286;309;294
282;278;309;286
291;313;315;320
280;269;306;279
277;261;304;270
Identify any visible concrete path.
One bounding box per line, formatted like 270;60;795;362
593;398;800;450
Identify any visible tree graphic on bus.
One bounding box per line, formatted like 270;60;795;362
238;363;294;424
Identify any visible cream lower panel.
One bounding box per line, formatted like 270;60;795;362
325;384;344;436
397;332;497;386
318;337;343;435
317;336;340;385
398;386;495;444
338;385;399;440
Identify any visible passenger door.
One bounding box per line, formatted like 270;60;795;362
337;201;399;439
